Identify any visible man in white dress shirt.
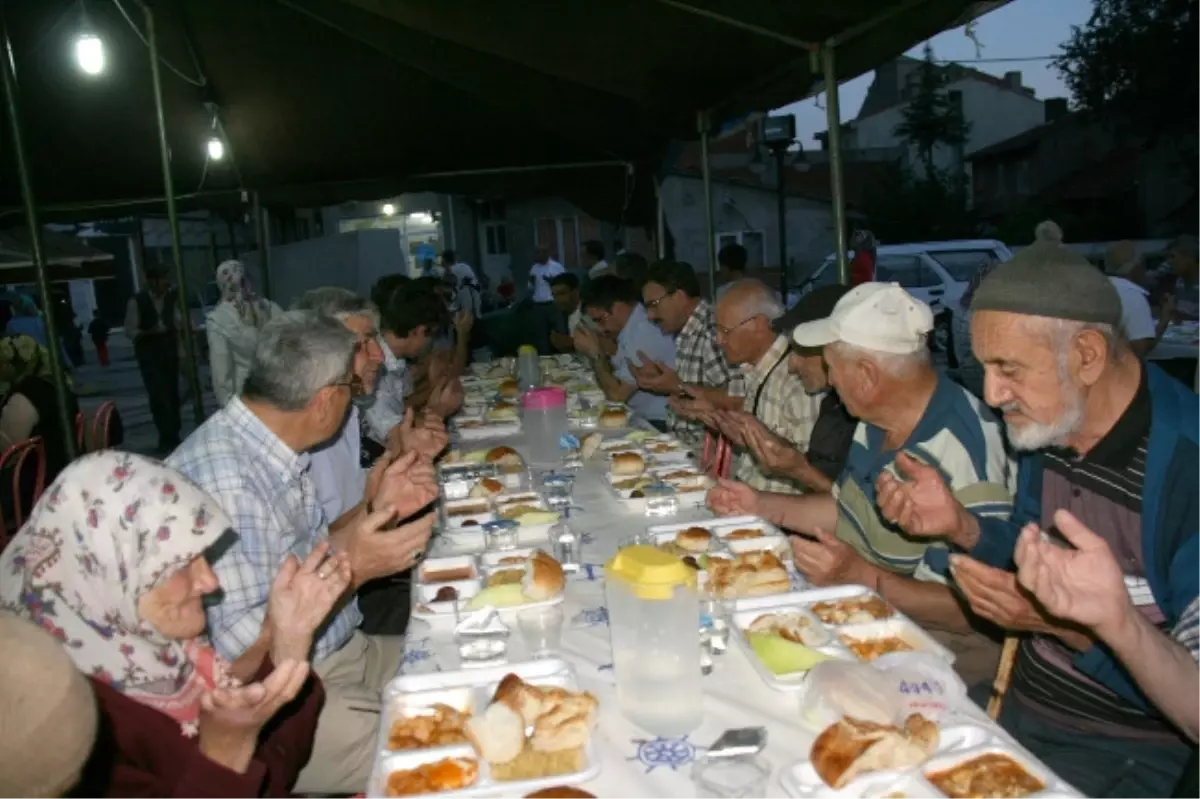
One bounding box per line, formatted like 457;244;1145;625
1105;240;1170;357
528;246;565;353
582;240;610;278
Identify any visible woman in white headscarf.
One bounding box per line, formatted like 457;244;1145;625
206;259;282;406
0;451;349;797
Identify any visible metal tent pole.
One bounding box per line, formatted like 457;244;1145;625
0;25;77;461
252;191;273;300
698;111;716;297
655;182;666;259
822;45;849;285
774;145;787;286
145;3;205;426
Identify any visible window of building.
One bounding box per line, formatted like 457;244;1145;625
875;255;937;288
716;230;766;267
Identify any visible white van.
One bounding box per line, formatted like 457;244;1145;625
798;239;1013;349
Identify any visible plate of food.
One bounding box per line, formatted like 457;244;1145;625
371;660;601;798
412;550;566;622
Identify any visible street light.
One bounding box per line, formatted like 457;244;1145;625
206;136;225;161
74;32;105;76
382;203;396;216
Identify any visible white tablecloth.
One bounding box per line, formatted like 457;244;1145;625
1148;325;1199;360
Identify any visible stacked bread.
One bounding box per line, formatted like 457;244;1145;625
486;446;524;473
811;714;938;789
466;674;599;781
706;551;790;598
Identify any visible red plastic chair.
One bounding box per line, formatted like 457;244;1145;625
0;436;46;550
91;401;117;451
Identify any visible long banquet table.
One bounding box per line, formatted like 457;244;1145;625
395;431;1003;798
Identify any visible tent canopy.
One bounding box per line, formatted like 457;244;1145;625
0;0;1002;223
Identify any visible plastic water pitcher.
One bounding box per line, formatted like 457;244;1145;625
516;345;542;391
605;546;704;737
522;387;567;466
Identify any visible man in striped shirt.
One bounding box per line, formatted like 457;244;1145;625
708;283;1015;685
877;241;1198;796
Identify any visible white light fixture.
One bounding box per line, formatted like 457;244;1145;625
381;203;397;217
74;32;105;76
206;137;225;161
408;211;434;225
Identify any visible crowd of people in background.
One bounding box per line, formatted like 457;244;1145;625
0;222;1196;797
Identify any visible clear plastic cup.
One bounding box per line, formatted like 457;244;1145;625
691;755;772;798
483;520;519;551
517;606;565;658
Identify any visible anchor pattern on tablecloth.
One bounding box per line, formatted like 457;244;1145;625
572;605;609;627
401;637;434;667
629;735;700;773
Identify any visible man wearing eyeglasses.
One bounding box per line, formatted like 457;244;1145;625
573;275;677;428
695;279;822;494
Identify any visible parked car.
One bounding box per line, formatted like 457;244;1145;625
797;239;1014;351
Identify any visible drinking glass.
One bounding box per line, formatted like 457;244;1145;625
483;520;519;551
517;606;565;658
691;755;772;798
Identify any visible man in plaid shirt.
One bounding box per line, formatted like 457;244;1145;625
629;260;744;444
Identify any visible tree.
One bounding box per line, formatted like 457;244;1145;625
892;44;972;180
1054;0;1198;146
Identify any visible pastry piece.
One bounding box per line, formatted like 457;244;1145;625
490;745;586;782
421;564;475;582
927;752;1045;799
522;550;566;601
747;611;826;647
486;446;523;468
707;551;791;598
579;432;604;460
839;634;915;661
610;451;645;477
724;528;763;540
447;501;490;518
465;702;525;764
385;757;478;796
811;714;938;789
811;596;893;625
498;379;521;398
674;527;712;553
387;704;469;750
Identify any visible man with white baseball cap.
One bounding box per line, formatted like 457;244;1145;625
708;282;1016;685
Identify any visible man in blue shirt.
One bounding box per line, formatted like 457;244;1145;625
573;275;676;426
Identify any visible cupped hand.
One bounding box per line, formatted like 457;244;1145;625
374;449;439;520
791;527;869;587
707;478;759;516
267;541;351;664
428;378;464;418
347;507;435;584
875;452;964;538
198;659;311;772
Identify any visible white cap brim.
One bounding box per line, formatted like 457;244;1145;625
791;318;839;349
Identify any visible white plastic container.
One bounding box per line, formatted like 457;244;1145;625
516;345;542;390
605;545;704;737
521;386;567;467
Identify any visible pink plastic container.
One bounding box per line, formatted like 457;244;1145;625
522;387;568;464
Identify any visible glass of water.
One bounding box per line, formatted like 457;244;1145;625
642;481;679;517
518;605;565;658
482;520;519;551
542;472;575;510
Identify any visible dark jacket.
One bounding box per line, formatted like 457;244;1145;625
73;659;324;798
971;364;1199;710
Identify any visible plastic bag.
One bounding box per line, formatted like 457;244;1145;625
798;652;966;731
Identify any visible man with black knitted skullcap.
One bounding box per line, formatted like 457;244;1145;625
873;233;1199;797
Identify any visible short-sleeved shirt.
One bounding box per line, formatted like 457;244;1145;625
308;405;367;524
807;392;857;482
529;260;565;303
1110;276;1156;342
833;374;1015;581
734;335;823;494
612;303;676;421
669;300;743;443
167;398;360;662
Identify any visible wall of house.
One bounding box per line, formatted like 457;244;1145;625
239;229;406;308
660;175;837;290
850;78;1044;179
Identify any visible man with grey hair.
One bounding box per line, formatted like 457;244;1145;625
295;287;447;524
874;241;1199;796
169;311;440;794
676;279;820;493
708;283;1015;685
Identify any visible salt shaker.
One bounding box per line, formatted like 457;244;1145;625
550;520;581;572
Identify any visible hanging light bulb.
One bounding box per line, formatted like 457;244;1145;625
74;32;105;76
206;137;226;161
382;203;396;217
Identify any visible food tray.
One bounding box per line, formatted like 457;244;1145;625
779;722;1081;798
411;553;565;623
370;659;601;798
491;493;562;544
603;470;711;511
731;585;954;692
646;515;783;539
454;420;521;441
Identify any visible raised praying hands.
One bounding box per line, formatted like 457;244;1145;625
572;326;602;357
267;540;351;665
198;659;311;773
1014;509;1131;635
630;350;681;394
875;451;965;538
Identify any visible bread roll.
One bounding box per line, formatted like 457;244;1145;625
493;674;545;727
469;477;506;498
598;409;628;428
465;702;525;765
522;550;565;601
486;446;523;467
498;379;520;398
524;787;596;798
675;527;712;553
610;452;645;477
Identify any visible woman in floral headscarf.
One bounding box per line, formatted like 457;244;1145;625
206;260;282;406
0;451;349;796
0;332;79;487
